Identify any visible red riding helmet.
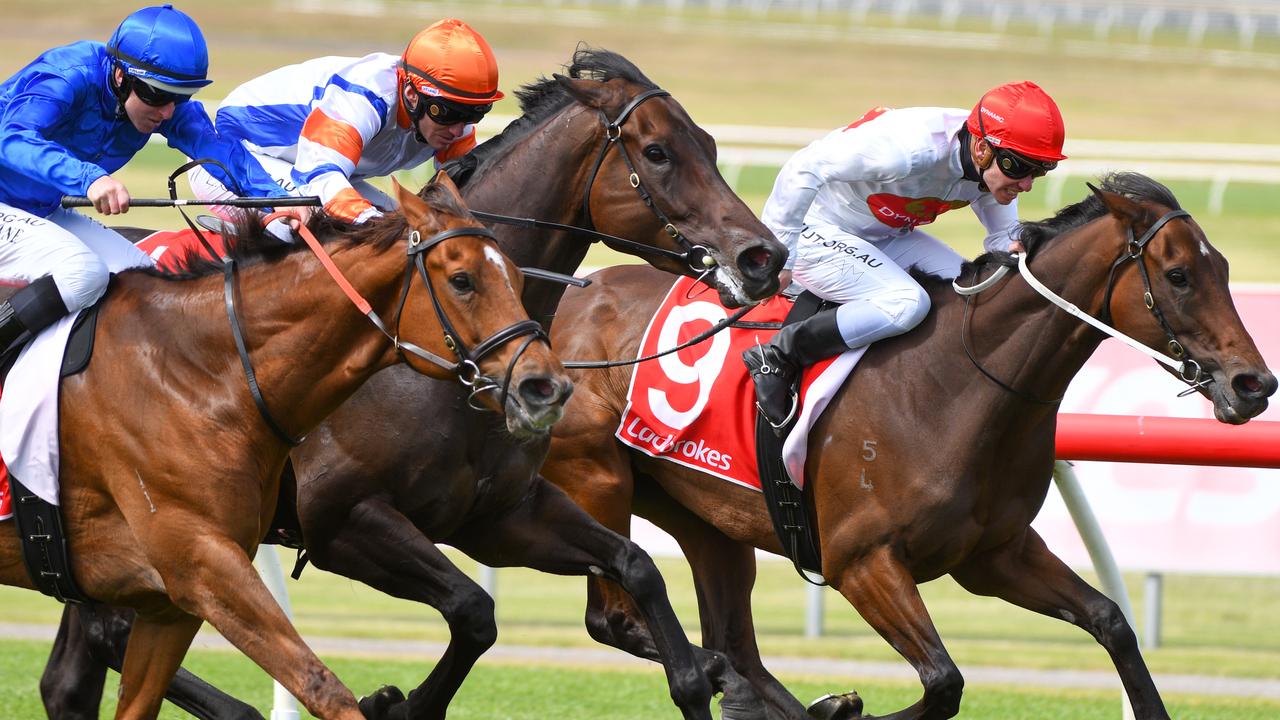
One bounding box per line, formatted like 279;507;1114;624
398;19;503;106
966;81;1067;162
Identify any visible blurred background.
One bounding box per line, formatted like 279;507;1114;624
1;2;1278;718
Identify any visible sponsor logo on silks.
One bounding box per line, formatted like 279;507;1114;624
980;106;1006;124
622;416;734;472
866;194;971;230
843;106;891;132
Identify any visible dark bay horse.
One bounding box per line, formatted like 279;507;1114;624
42;48;785;720
539;173;1277;720
3;175;568;719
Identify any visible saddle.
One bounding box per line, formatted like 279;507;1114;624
754;291;828;581
1;299;100;604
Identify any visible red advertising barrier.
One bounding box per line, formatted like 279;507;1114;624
1055;414;1280;469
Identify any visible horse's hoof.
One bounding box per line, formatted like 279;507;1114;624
807;691;864;720
358;685;407;719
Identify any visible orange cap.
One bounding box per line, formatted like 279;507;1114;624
966;81;1066;162
399;19;503;105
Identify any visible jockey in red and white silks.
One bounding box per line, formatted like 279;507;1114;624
746;82;1068;430
189;18;503;226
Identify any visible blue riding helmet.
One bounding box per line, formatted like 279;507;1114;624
106;4;212;94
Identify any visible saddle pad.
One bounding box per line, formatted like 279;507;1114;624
0;311;80;516
135;228;227;272
617;276;864;490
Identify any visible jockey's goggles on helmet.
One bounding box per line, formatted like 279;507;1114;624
423;97;491;126
130;77;191;107
977;104;1057;180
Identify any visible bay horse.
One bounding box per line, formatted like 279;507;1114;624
537;173;1276;720
2;174;570;719
41;48;785;720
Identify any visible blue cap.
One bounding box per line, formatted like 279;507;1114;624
107;5;211;92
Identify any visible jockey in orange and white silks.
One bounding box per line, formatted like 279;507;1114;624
0;5;290;352
745;81;1067;431
188;18;503;226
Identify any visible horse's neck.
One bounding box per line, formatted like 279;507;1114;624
928;233;1118;421
130;244;402;438
464;108;598;320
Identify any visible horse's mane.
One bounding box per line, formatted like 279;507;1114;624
956;171;1182;283
442;46;657;188
144;181;471;280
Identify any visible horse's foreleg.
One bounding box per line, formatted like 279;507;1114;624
950;528;1169;720
43;603;265;720
159;534;362;720
830;546;963;720
113;611;203;720
303;497;496;720
637;483;808;720
42;604;109;720
452;476;718;720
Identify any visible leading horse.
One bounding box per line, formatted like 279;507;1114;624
41;48;785;720
539;173;1276;719
3;175;569;719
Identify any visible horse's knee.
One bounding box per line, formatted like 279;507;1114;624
442;585;498;651
1086;597;1139;651
921;664;964;717
611;542;665;598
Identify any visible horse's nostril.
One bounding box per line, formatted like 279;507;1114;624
1233;372;1277;399
737;244;781;278
518;376;570;406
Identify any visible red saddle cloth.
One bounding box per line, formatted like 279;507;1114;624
135;228;228;272
616;277;838;491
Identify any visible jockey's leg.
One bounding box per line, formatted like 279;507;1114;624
744;225;933;432
0;204;149;349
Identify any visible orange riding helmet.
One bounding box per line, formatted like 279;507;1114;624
966;81;1067;163
398;19;503;107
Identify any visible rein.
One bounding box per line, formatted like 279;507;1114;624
562;304;755;370
953;208;1210;403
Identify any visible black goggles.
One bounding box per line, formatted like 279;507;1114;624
424;98;491;126
992;146;1057;180
131;78;191;107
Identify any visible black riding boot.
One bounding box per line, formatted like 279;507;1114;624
0;276;70;354
742;307;848;433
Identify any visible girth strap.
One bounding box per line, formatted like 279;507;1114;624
11;477;88;603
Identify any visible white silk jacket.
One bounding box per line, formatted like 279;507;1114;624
762;107;1021;269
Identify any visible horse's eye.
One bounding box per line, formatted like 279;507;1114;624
1166;268;1189;287
643;144;668;163
449;273;474;293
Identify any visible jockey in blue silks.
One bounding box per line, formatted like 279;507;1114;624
0;4;292;350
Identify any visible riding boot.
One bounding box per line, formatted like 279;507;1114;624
0;276;70;354
742;307;848;433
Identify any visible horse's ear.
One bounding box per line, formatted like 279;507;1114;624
553;73;620;113
1088;182;1146;226
432;168;463;201
394;176;431;230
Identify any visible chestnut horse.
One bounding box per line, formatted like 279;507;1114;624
1;175;569;719
539;173;1276;720
40;49;784;720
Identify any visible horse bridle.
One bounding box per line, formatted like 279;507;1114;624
1097;209;1207;392
228;218;547;447
469;87;718;276
954;208;1209;404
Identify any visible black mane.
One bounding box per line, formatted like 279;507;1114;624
143;180;470;279
442;47;656;188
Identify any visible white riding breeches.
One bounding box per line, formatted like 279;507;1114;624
0;204;154;312
790;224;964;349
